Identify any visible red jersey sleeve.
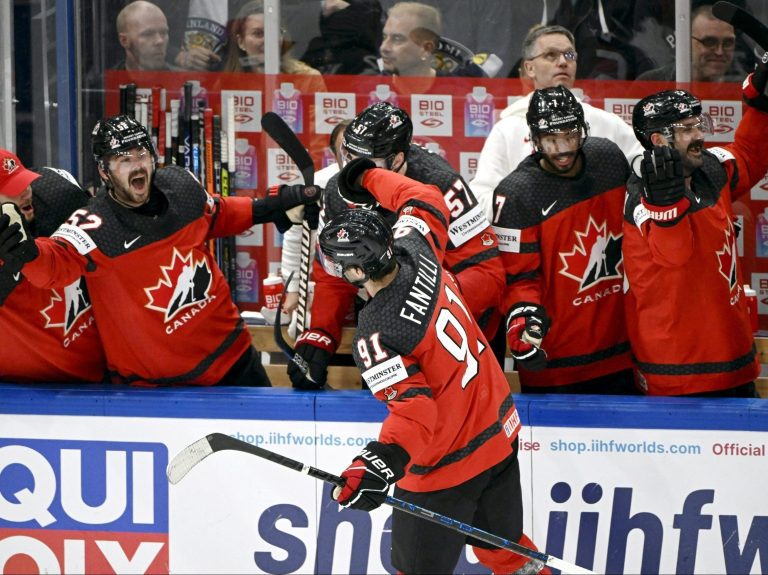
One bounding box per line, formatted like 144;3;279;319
207;195;256;239
361;168;451;260
24;238;89;290
308;257;358;349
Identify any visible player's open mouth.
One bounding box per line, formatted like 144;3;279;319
688;142;703;155
19;203;33;217
130;174;147;189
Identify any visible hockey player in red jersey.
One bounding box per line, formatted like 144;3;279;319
290;102;505;390
0;115;319;387
623;73;768;396
318;157;546;575
492;86;637;393
0;151;106;382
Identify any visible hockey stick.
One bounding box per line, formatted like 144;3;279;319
167;433;594;575
260;111;316;338
713;2;768;55
271;271;316;381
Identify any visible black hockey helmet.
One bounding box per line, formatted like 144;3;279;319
342;102;412;163
632;90;702;149
91;114;156;168
319;208;395;286
526;86;588;144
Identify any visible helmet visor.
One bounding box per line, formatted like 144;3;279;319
668;114;714;137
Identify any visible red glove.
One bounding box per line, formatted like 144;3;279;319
287;329;335;390
332;441;409;512
506;303;550;371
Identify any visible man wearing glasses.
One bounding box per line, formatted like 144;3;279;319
637;5;740;83
471;24;642;221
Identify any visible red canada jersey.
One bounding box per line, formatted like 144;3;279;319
623;106;768;395
0;273;106;382
312;144;505;350
23;166;255;386
492;137;633;387
352;169;520;492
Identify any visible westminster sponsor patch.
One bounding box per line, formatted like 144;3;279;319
492;225;521;253
448;205;488;247
52;224;97;255
393;215;430;237
362;355;408;395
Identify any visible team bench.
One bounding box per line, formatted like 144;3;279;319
249;326;768;398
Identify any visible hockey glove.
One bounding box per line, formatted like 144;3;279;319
255;185;322;233
743;55;768;113
338;157;379;208
506;303;550;372
332;441;409;512
639;146;689;226
287;328;335;390
0;203;38;269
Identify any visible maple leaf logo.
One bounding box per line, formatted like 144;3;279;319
41;277;92;335
145;248;213;322
559;216;623;291
716;223;738;290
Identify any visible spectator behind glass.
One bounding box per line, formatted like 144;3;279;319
380;2;442;77
301;0;383;75
171;0;227;71
223;0;322;75
547;0;654;80
637;5;741;82
470;25;643;221
114;0;172;71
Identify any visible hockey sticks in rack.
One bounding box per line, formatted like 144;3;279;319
260;111;316;338
167;433;595;575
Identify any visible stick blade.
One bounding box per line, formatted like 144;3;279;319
167;436;215;484
713;1;739;23
260;112;314;186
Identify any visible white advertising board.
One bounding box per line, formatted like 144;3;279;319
0;388;765;574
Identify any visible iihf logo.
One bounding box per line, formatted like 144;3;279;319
559;216;623;291
145;248;213;322
41;277;93;335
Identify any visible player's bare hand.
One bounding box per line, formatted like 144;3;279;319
176;47;221;71
282;291;299;313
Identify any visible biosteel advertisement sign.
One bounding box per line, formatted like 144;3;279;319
0;406;765;574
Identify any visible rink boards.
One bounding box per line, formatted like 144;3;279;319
0;384;766;574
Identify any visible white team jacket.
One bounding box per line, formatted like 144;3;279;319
470;92;645;220
280;162;339;292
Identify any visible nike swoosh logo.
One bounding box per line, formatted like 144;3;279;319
12;273;20;282
541;200;558;216
124;236;141;249
694;195;702;204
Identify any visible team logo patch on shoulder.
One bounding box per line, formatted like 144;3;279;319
362;355;408;395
